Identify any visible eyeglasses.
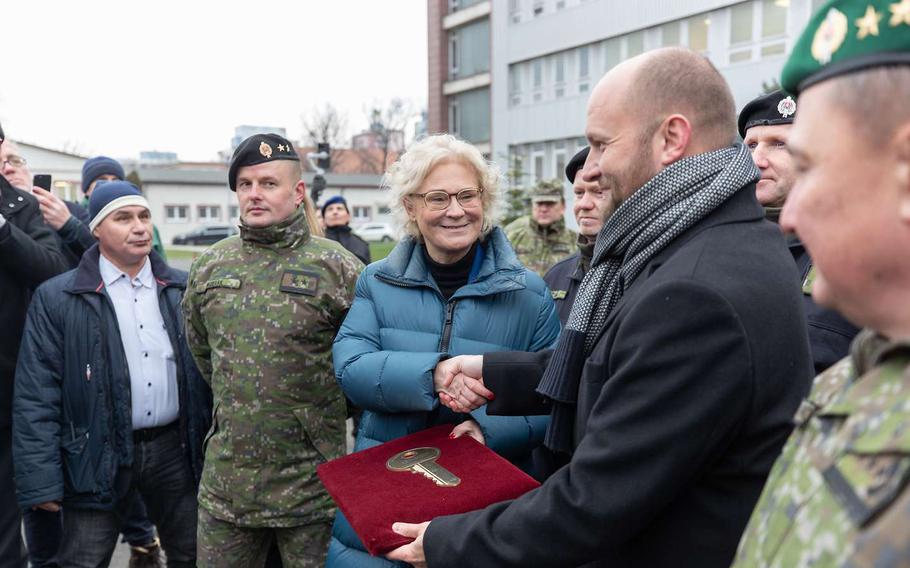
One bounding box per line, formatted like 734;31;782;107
411;188;483;211
1;157;27;168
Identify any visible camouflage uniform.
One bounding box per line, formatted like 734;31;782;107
732;329;910;567
504;215;576;277
183;206;361;566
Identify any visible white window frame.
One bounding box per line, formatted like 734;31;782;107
449;31;460;78
197;204;222;223
165;204;189;224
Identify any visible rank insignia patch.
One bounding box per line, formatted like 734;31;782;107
280;270;320;296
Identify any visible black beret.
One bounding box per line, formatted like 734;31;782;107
565;146;590;183
737;90;798;138
228;133;300;191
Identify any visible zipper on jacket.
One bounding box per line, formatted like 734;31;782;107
438;301;457;353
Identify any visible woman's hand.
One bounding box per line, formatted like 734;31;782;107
450;420;485;445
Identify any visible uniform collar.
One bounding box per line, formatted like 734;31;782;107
530;216;565;236
239;205;310;249
850;328;910;375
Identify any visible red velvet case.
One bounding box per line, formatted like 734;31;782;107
317;425;541;556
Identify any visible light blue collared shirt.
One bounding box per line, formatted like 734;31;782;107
100;255;179;430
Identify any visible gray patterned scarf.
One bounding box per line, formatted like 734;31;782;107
537;144;759;453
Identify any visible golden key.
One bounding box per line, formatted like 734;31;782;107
386;447;461;487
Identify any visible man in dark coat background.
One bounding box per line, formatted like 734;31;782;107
322;195;371;265
389;48;813;568
0;123;68;568
544;146;612;325
738;90;859;373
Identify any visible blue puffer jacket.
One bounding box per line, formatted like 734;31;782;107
327;227;560;567
12;246;212;510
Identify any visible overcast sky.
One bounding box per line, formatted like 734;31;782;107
0;0;428;162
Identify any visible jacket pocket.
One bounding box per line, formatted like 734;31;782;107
293;407;344;464
822;416;910;527
61;425;95;494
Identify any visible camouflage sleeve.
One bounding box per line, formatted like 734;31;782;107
182;258;213;385
331;251;363;329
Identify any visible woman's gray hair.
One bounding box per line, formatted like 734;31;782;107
383;134;500;239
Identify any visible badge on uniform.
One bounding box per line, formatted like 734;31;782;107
551;290;567;300
280;270;320;296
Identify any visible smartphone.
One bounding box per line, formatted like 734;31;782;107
33;174;52;191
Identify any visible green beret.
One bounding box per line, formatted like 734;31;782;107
782;0;910;95
531;179;565;203
228;133;300;191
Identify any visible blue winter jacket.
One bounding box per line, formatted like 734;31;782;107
12;246;213;510
327;227;560;567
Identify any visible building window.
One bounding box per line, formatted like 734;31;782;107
627;31;645;58
688;14;710;53
604;37;622;70
197;205;221;222
556;0;566;9
451;88;490;143
509;65;522;106
578;46;590;79
532;59;543;102
448;32;459;78
661;22;681;46
229;205;239;220
533;0;544;17
554;151;567;182
554;53;565;98
352;206;371;222
165;205;189;224
448;100;460;136
532;150;545;182
378;205;391;215
730;2;754;63
510;0;521;23
761;0;787;57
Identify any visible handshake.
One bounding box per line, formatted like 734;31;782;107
433;355;494;413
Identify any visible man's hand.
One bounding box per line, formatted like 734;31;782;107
450;419;485;445
33;501;60;512
386;521;430;567
31;186;72;230
434;354;492;409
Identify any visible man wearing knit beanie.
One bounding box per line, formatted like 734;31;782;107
322;195;370;265
13;181;212;567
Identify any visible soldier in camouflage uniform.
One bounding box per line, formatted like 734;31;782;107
732;1;910;565
504;179;576;276
184;133;362;567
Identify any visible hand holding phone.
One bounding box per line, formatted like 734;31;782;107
33;174;52;192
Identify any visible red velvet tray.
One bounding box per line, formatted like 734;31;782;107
317;424;540;556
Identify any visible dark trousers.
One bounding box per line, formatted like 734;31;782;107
0;426;27;568
59;424;197;568
22;508;62;568
23;492;156;567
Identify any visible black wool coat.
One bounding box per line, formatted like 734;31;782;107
0;177;67;427
423;183;813;568
325;225;371;266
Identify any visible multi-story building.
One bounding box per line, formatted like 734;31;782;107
428;0;493;154
429;0;826;189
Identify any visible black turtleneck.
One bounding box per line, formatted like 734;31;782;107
424;241;479;300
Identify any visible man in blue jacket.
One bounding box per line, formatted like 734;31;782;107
12;182;212;568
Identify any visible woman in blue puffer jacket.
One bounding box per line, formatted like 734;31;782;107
327;134;560;567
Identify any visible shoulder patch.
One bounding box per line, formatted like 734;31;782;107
551;289;567;300
196;278;242;293
280;269;320;296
